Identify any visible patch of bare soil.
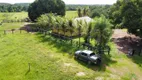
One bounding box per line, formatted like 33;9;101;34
95;76;104;80
20;23;36;33
76;72;86;76
112;29;142;54
64;63;72;67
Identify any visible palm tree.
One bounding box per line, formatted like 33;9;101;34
91;15;113;53
83;8;87;16
61;18;68;39
68;19;74;45
55;16;63;38
47;13;56;31
76;20;84;48
78;8;82;17
84;22;92;44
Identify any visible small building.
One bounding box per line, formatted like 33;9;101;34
73;16;94;26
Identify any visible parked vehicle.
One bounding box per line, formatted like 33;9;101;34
75;50;101;65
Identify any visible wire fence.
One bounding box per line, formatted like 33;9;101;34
0;27;111;54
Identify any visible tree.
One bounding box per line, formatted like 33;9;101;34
84;22;92;44
68;19;74;45
78;8;82;17
76;20;84;48
0;3;29;12
121;0;142;37
37;13;55;31
110;0;142;37
28;0;65;22
91;15;112;49
90;5;111;18
61;19;68;37
55;17;61;35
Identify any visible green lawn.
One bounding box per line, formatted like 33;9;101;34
0;23;24;34
0;25;142;79
0;23;24;30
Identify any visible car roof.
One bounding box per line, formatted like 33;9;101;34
82;50;93;55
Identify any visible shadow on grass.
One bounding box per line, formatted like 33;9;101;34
25;69;30;75
128;55;142;68
75;54;117;72
20;23;38;32
36;33;80;54
36;33;117;71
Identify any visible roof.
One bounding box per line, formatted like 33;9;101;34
74;16;93;23
82;50;93;55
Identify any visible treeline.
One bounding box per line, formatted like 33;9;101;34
0;3;29;12
109;0;142;37
66;5;111;18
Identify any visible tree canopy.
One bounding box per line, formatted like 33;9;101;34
91;15;112;48
0;3;29;12
109;0;142;37
28;0;66;22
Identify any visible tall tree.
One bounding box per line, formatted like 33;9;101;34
28;0;65;22
84;22;92;44
110;0;142;37
91;15;112;49
68;19;74;45
78;8;82;17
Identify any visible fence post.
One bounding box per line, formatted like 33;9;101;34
12;30;14;34
4;30;6;35
28;63;31;71
20;29;22;33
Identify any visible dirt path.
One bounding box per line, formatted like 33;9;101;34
112;29;142;54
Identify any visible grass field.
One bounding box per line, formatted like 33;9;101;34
65;11;77;19
0;23;24;34
0;11;77;22
0;31;142;80
0;12;28;22
0;12;142;80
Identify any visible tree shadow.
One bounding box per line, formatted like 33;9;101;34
36;33;117;72
36;33;80;54
75;54;117;72
128;55;142;68
20;23;38;32
25;69;30;75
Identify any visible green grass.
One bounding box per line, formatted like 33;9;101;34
0;12;142;79
0;28;142;80
65;11;78;19
0;23;24;30
0;11;77;22
0;12;28;22
0;23;24;34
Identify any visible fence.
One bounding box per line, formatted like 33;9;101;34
0;27;111;54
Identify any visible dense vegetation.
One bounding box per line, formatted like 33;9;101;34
90;5;111;18
36;13;112;50
109;0;142;37
66;5;111;18
28;0;65;22
0;3;29;12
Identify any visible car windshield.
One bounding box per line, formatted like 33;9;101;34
90;53;95;56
